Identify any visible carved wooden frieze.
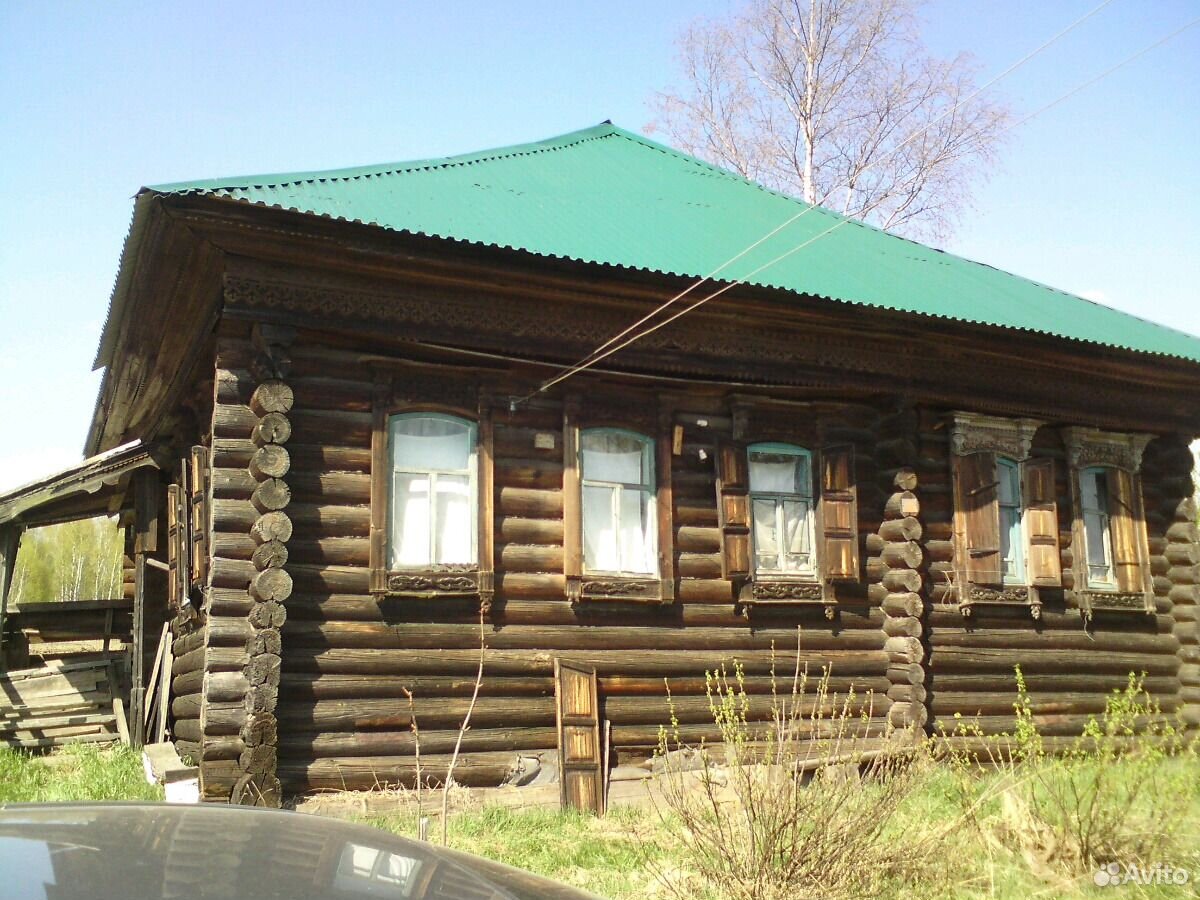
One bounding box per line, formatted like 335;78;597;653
750;581;823;601
737;580;837;619
1077;590;1154;618
385;566;481;597
950;412;1043;460
1061;427;1153;473
959;583;1042;619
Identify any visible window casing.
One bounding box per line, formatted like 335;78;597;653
747;443;817;578
1078;466;1116;591
369;382;495;610
387;413;478;569
579;428;657;576
996;457;1025;586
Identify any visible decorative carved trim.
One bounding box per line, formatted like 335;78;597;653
950;412;1042;460
751;581;823;601
568;576;667;604
1061;427;1153;473
385;568;480;596
958;583;1042;620
582;579;652;596
1078;590;1154;619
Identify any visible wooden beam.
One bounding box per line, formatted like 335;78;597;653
129;469;162;747
0;525;22;671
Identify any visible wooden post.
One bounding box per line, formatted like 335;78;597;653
0;525;21;671
130;469;161;748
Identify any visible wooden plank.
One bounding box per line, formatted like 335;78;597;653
0;712;115;733
554;658;604;815
113;697;131;744
155;636;173;744
0;525;21;670
142;622;170;728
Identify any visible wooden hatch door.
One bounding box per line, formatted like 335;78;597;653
554;659;604;814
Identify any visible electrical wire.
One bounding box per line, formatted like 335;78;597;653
520;0;1117;402
522;10;1197;401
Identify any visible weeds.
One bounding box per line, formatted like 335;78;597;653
943;668;1198;887
648;653;938;900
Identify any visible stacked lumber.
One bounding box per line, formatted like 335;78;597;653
0;658;123;748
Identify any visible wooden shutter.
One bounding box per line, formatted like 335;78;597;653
715;441;750;581
954;451;1002;586
819;444;859;582
554;660;604;815
165;482;189;609
188;446;209;590
1109;468;1149;594
1021;457;1061;588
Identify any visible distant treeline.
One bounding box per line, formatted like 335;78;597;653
8;518;123;605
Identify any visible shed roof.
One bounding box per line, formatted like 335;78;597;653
147;123;1200;363
0;441;161;528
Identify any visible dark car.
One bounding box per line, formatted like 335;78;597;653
0;803;603;900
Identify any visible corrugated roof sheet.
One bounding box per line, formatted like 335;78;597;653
151;123;1200;362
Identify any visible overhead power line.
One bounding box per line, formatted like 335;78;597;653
522;8;1197;402
516;0;1117;404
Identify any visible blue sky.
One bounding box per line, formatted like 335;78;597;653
1;0;1197;491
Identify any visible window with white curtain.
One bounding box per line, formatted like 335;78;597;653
997;457;1025;585
388;413;477;569
1079;466;1116;589
580;429;657;575
748;443;816;577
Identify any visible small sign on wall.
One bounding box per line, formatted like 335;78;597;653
534;432;556;450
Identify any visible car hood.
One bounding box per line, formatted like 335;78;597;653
0;803;602;900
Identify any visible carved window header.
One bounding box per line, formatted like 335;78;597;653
950;412;1043;460
1061;426;1152;473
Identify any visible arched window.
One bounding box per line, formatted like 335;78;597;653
996;457;1025;585
579;428;656;575
1079;466;1116;589
748;443;816;576
388;413;477;569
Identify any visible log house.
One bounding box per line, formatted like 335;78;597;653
4;123;1199;804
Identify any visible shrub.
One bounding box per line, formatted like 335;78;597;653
648;655;938;900
944;668;1196;883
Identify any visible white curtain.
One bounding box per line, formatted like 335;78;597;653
580;430;655;574
390;415;475;568
749;450;809;495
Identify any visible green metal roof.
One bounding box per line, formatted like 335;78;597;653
151;123;1200;362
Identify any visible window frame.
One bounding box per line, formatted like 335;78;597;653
996;456;1025;586
746;442;818;579
386;412;479;571
1078;465;1117;591
368;377;495;611
578;427;658;577
562;395;676;605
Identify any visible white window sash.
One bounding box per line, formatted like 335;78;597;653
579;431;656;576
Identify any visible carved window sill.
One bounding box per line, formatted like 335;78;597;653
737;579;837;619
1077;590;1154;619
958;584;1042;620
569;576;670;605
376;566;494;613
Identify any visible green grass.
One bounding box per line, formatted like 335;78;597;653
361;804;677;899
0;744;163;804
0;745;1195;898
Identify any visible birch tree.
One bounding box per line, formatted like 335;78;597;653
651;0;1011;240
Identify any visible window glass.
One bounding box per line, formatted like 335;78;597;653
997;458;1024;584
389;414;477;569
748;444;815;576
1080;467;1115;588
580;429;656;575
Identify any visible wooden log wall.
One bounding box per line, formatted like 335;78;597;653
923;414;1191;737
188;322;1198;798
193;326;896;795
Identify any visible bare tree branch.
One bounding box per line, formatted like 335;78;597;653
650;0;1011;241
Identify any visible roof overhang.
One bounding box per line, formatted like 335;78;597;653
0;440;166;529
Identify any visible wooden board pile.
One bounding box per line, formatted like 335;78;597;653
0;658;126;749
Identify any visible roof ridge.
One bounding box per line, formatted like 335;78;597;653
148;122;622;196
